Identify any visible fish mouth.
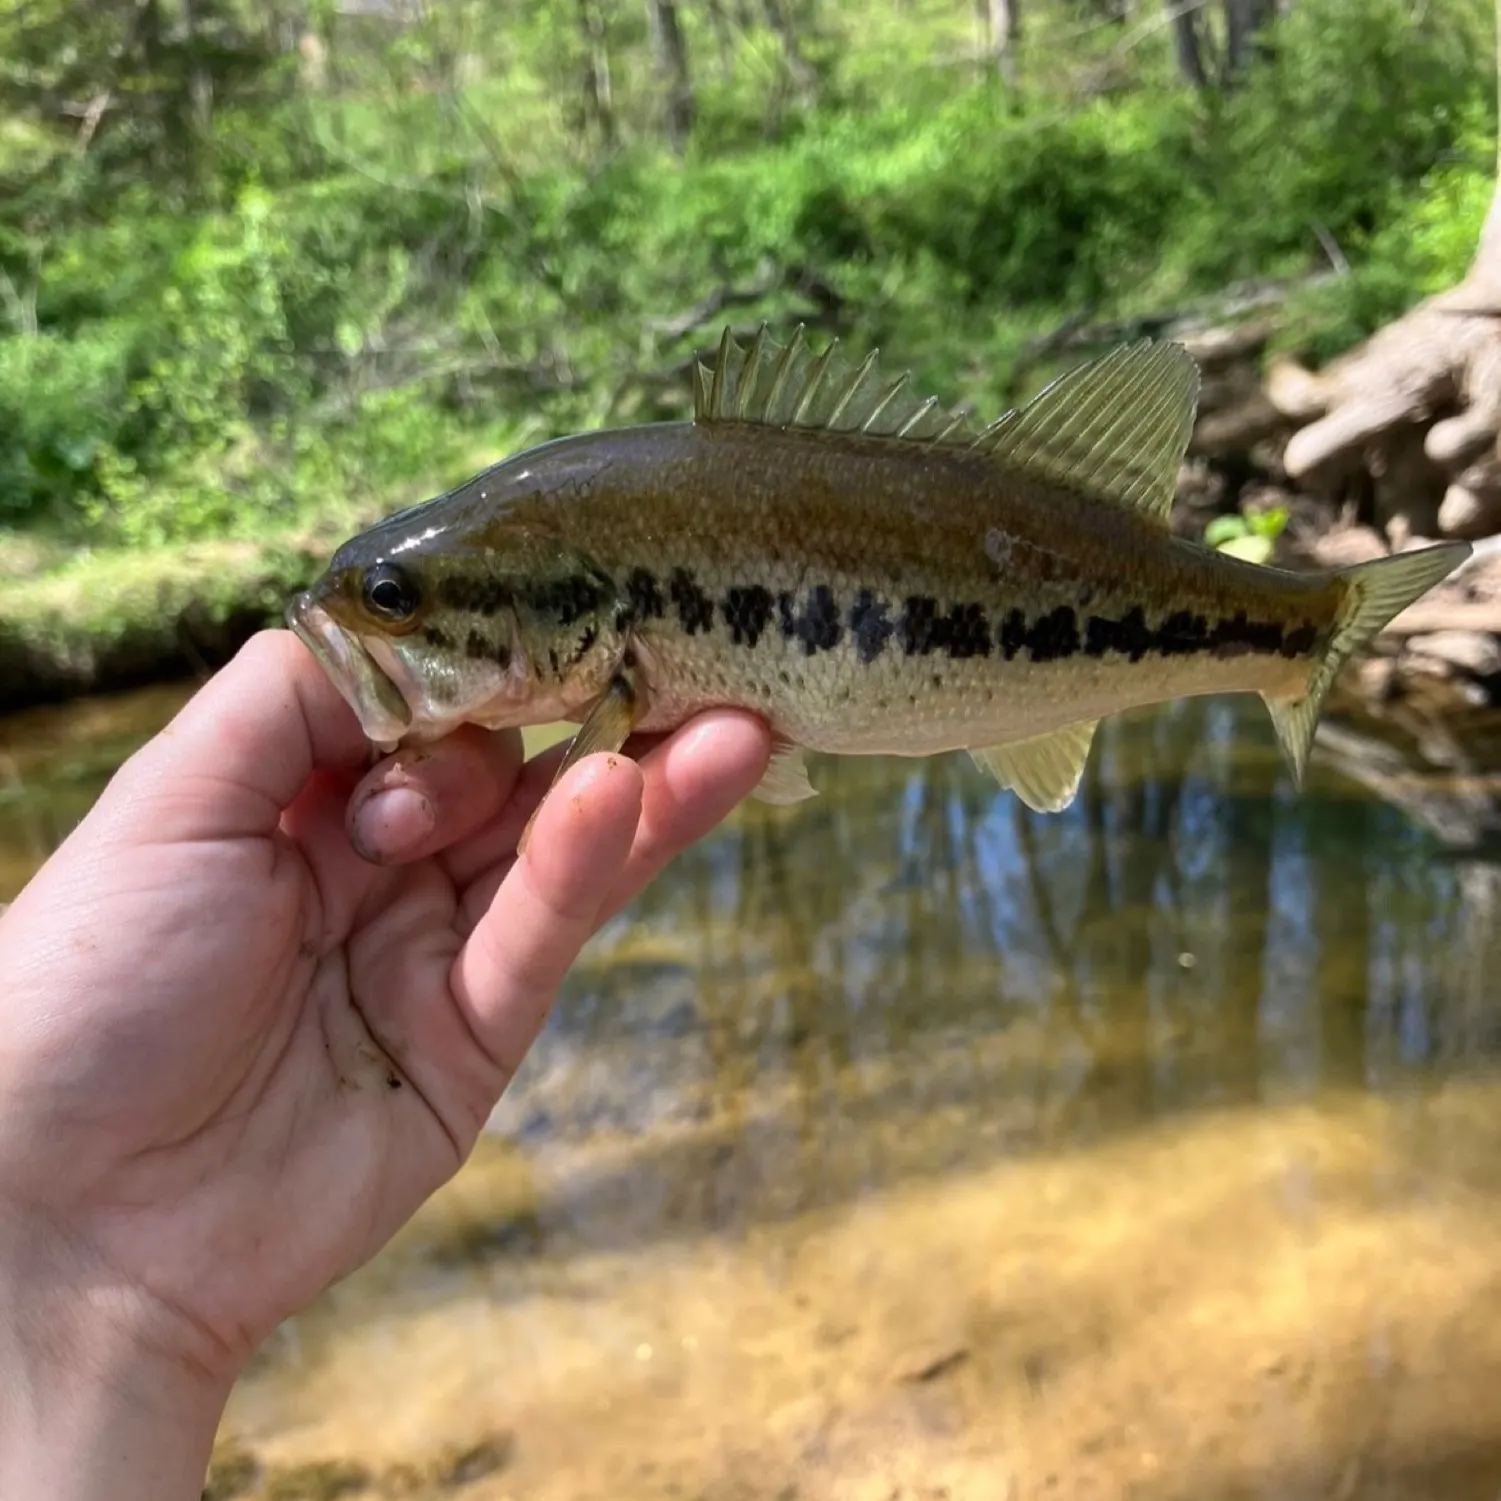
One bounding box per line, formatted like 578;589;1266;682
286;590;414;749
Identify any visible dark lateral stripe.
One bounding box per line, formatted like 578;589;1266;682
522;565;1322;670
898;596;992;658
462;627;512;670
1082;607;1317;662
722;584;774;646
523;574;603;627
669;567;715;634
627;566;665;620
778;584;842;656
438;572;601;625
995;603;1080;662
849;589;894;664
1019;604;1078;663
438;576;514;614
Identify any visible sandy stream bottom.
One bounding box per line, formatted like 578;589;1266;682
213;1069;1501;1501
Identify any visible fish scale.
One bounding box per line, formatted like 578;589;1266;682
472;423;1327;755
287;326;1471;820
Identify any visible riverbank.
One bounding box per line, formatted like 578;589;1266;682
5;0;1495;722
0;536;321;707
0;467;414;707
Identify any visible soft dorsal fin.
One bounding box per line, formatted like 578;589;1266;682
694;324;978;444
694;325;1200;525
972;339;1200;524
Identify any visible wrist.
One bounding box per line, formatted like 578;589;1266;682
0;1217;231;1501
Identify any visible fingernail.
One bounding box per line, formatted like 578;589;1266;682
682;719;722;755
350;786;437;863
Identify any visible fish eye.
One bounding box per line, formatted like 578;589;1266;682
361;562;421;622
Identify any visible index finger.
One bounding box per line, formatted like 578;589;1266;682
108;629;372;843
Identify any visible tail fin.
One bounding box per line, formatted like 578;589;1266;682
1262;540;1472;786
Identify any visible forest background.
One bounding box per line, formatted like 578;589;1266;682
1;0;1498;696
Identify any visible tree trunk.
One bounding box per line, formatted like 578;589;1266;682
576;0;615;145
972;0;990;67
644;0;695;153
971;0;1020;83
702;0;739;74
989;0;1020;84
1265;172;1501;522
1168;0;1209;89
1222;0;1273;82
760;0;820;108
1471;172;1501;299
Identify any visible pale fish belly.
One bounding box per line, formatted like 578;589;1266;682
624;566;1318;755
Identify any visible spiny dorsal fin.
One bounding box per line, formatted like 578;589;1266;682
973;339;1200;524
694;324;978;445
694;326;1200;525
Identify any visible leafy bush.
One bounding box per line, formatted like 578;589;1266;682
1171;0;1494;284
1271;111;1497;367
0;328;133;518
0;0;1494;544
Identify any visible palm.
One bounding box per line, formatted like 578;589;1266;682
0;631;769;1382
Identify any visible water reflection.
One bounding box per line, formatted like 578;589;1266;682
6;679;1501;1497
474;698;1501;1246
0;682;200;902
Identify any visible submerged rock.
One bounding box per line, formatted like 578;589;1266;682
203;1439;262;1501
259;1458;371;1501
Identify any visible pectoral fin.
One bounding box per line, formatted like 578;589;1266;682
969;720;1099;813
751;741;818;804
518;668;644;854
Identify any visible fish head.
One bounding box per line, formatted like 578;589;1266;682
287;491;617;750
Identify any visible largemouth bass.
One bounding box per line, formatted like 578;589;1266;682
287;327;1470;817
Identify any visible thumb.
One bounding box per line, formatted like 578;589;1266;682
103;630;372;845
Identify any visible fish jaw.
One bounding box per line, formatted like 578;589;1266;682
285;590;414;751
286;582;626;752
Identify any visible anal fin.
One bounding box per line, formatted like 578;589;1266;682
751;741;818;804
519;668;644;854
969;720;1099;813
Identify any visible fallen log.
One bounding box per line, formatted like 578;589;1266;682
1439;454;1501;539
1381;602;1501;638
1187;391;1285;458
1261;178;1501;548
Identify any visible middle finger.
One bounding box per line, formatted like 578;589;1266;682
437;729;675;890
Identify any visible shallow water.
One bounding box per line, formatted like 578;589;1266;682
5;677;1501;1498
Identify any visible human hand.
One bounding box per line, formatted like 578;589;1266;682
0;628;771;1500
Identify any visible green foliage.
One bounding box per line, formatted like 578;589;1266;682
1172;0;1493;285
0;0;1495;551
1271;110;1498;366
1204;503;1289;566
799;91;1197;309
0;329;131;518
